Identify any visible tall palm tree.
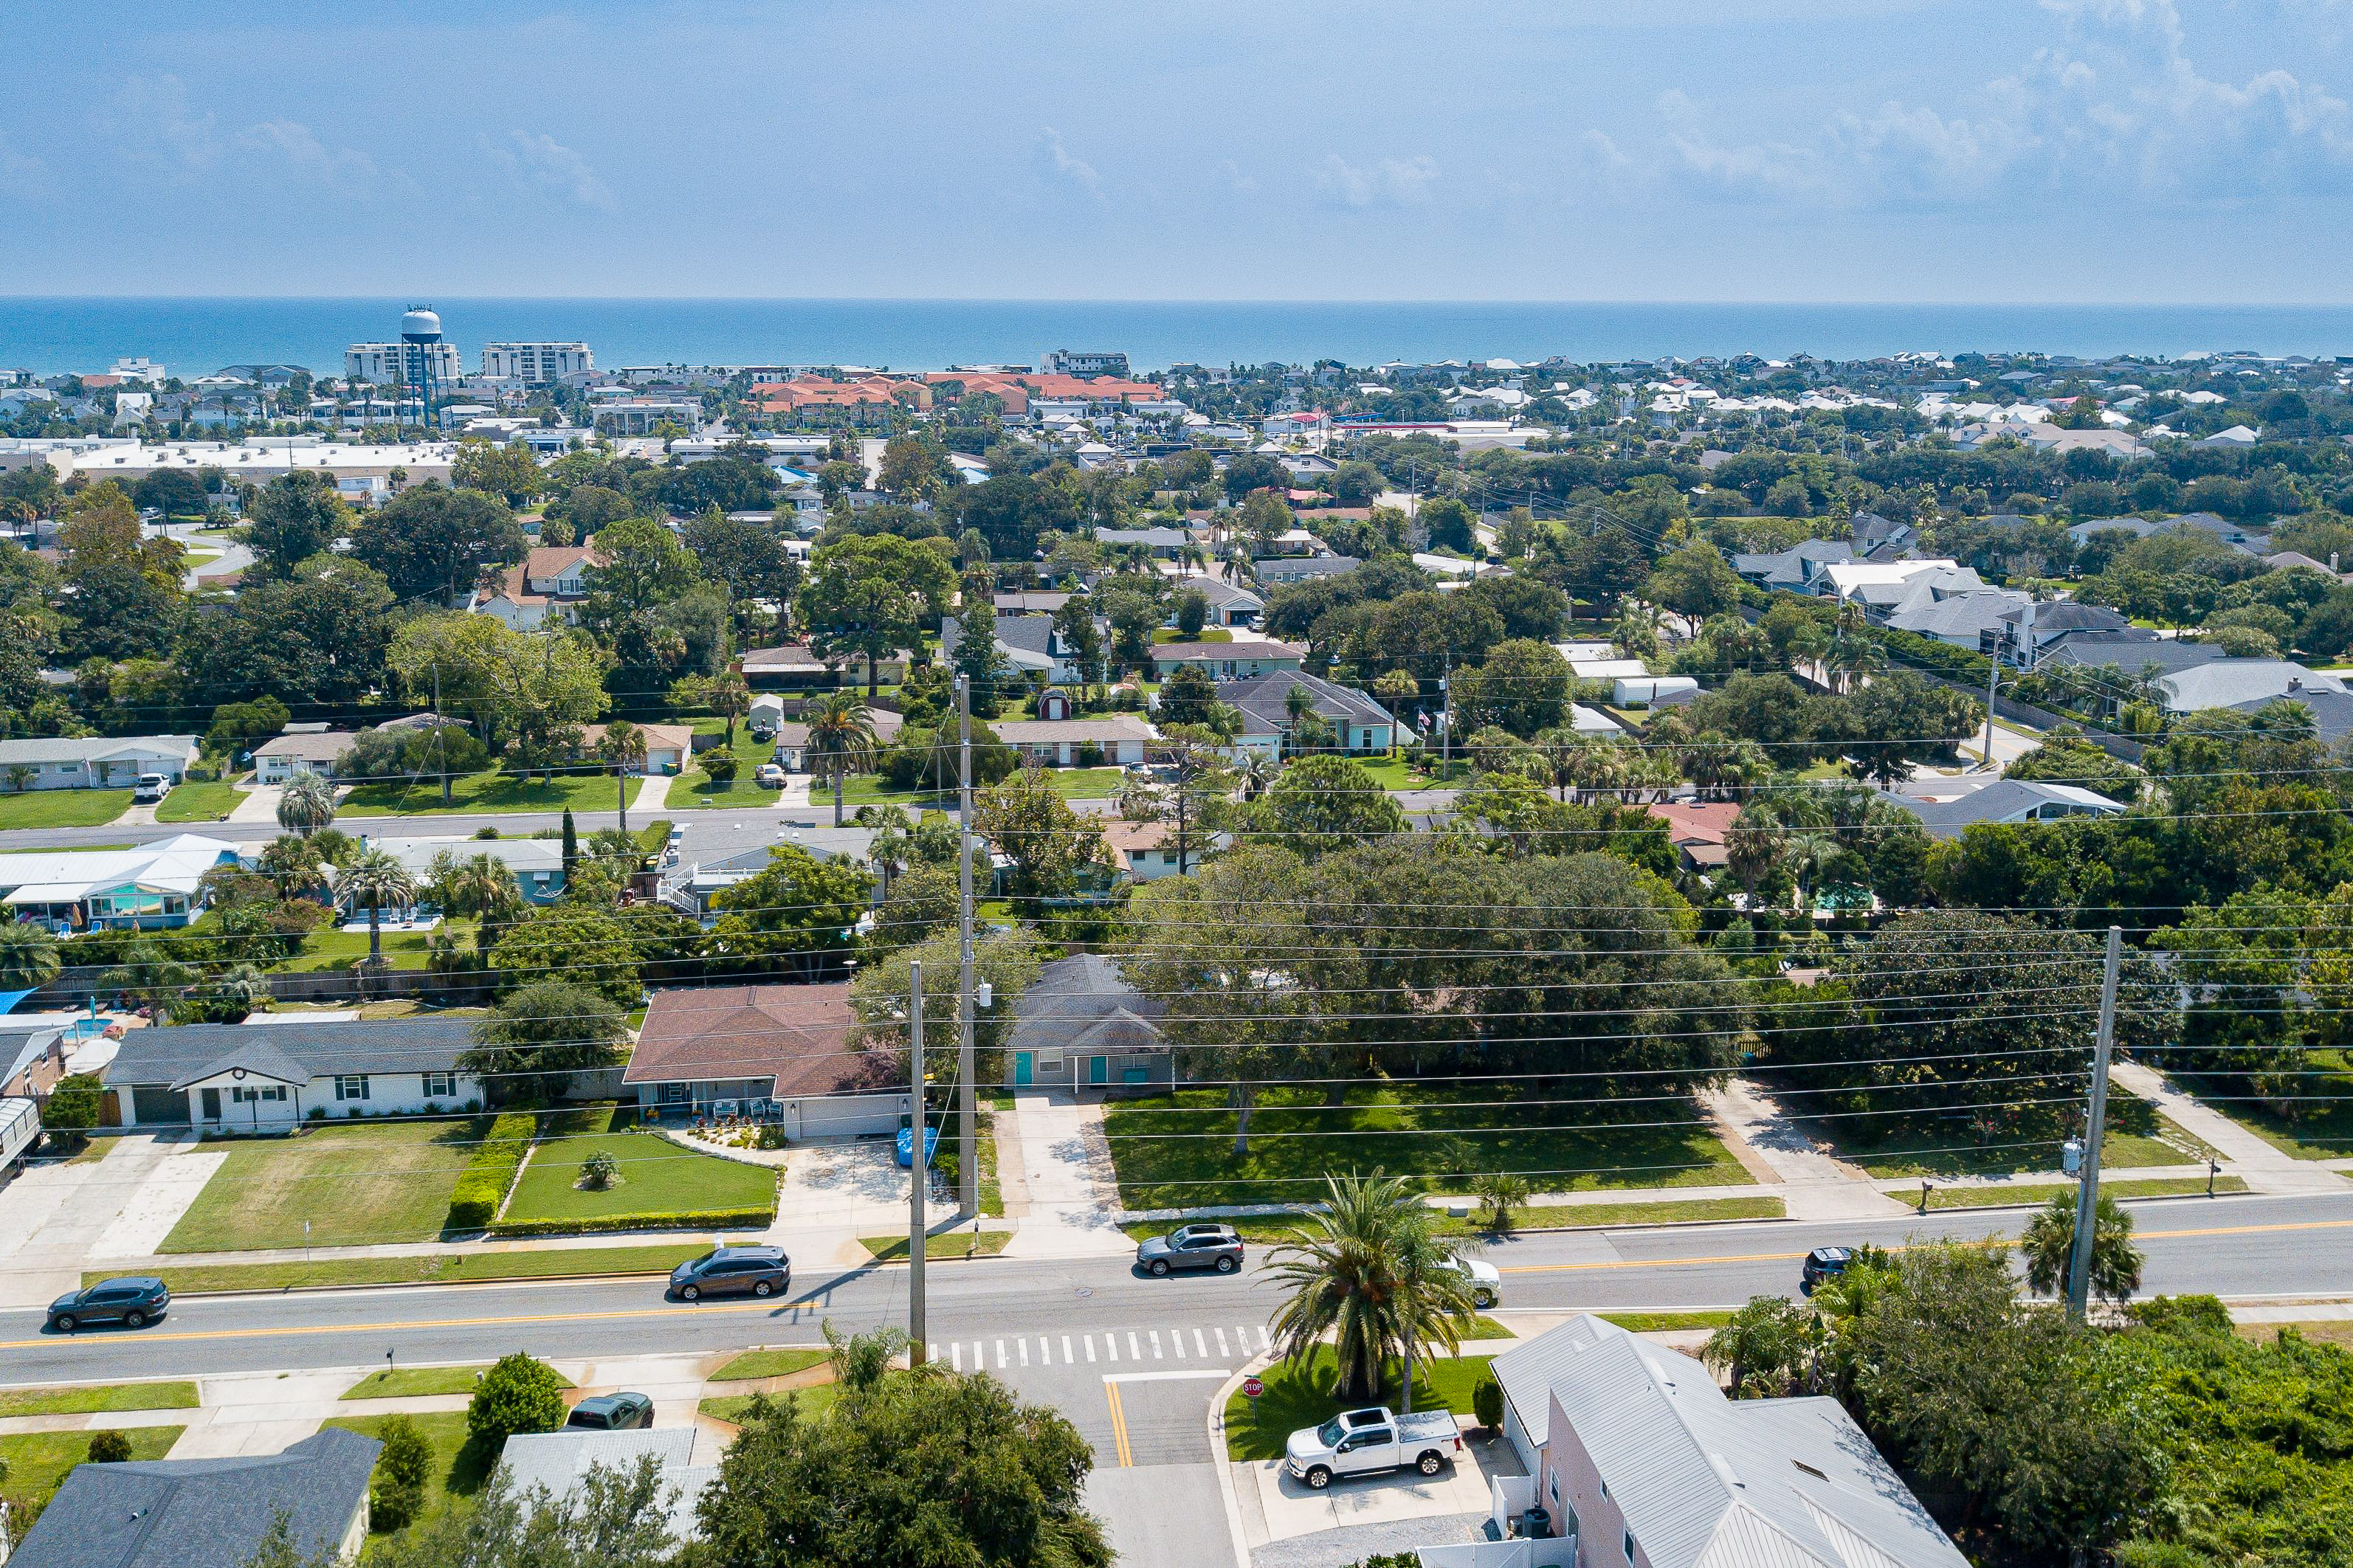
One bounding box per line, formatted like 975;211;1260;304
597;720;648;841
275;770;337;837
805;691;878;827
337;848;418;965
0;920;61;992
1267;1171;1478;1404
1784;831;1846;913
434;851;525;956
102;941;197;1016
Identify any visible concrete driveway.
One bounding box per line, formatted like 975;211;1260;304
1239;1426;1501;1544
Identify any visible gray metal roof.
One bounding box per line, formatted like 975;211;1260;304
1499;1316;1967;1568
1010;953;1165;1057
103;1018;479;1089
2040;637;2224;677
1877;778;2129;837
10;1426;378;1568
1883;589;2029;641
1217;669;1391;732
2157;661;2343;713
1254;555;1362;582
0;734;200;767
497;1428;712;1544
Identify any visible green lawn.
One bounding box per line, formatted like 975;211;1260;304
1222;1347;1492;1461
154;780;246;822
1120;1195;1782;1248
500;1108;778;1227
0;1382;198;1417
703;1384;839;1425
678;727;784;809
338;766;623;817
111;1241;723;1294
341;1363;573;1400
272;919;474;973
0;1427;184;1510
858;1230;1013;1262
323;1410;489;1533
711;1347;830;1382
1101;1084;1752;1209
1598;1310;1736;1332
1922;1174;2248;1210
0;789;132;828
1154;626;1233;643
1333;754;1441;792
841;767;1125;806
1822;1117;2209;1179
2175;1060;2353;1160
162;1119;486;1252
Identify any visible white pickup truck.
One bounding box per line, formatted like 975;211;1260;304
1283;1405;1460;1489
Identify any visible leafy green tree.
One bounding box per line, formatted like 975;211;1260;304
1156;662;1219;727
462;980;630;1104
799;535;957;695
1250;754;1405;859
1267;1171;1478;1405
971;767;1109;910
684;507;801;625
706;845;875;978
179;556;398;709
368;1414;433;1533
1453;638;1572;738
2022;1190;2143;1308
466;1352;568;1446
1702;1296;1822;1397
242;472;350;578
1641;543;1744;619
489;908;643;1006
350;482;527;605
449;438;544;507
41;1071;101;1148
58;481;184;663
852;928;1044;1092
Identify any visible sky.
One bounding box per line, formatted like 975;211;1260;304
3;0;2352;303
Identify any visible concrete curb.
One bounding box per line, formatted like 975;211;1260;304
1207;1348;1273;1568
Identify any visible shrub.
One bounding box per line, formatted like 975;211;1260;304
1075;742;1104;767
87;1429;133;1464
485;1204;776;1239
702;750;740;786
444;1112;535;1230
581;1150;619;1191
466;1352;568;1446
371;1414;433;1532
1471;1374;1505;1433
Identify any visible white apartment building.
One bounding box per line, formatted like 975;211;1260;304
109;358;168;385
481;342;595;384
345;340;463;387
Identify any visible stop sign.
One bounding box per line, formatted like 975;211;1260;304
1241;1376;1264;1399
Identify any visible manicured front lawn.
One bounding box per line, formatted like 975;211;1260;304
711;1347;830;1381
338;766;624;817
2175;1058;2353;1160
1119;1195;1783;1248
154;780;247;822
0;1426;184;1510
113;1241;720;1294
677;728;782;808
323;1410;489;1533
0;1381;198;1417
0;789;132;828
1923;1173;2248;1210
341;1363;572;1400
1102;1084;1752;1210
499;1108;778;1227
703;1384;839;1425
272;919;474;974
1222;1346;1492;1461
841;766;1125;806
162;1119;486;1252
857;1230;1013;1262
1822;1116;2211;1179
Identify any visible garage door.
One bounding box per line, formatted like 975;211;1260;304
129;1085;190;1125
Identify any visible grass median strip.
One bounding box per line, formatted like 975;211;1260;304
710;1347;831;1381
97;1241;717;1295
1596;1310;1737;1333
1921;1174;2250;1210
857;1231;1013;1263
0;1381;199;1417
703;1384;839;1425
341;1364;573;1400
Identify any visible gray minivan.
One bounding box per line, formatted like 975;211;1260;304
668;1244;790;1302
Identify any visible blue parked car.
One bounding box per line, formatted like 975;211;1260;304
896;1120;941;1168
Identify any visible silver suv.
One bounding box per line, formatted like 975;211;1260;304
1135;1223;1244;1277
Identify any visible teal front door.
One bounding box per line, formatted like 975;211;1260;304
1089;1055;1109;1086
1014;1052;1033;1086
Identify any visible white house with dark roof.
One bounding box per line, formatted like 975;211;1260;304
252;728;359;784
101;1018;486;1130
992;714;1157;767
0;733;201;791
1490;1316;1968;1568
1216;669;1395;757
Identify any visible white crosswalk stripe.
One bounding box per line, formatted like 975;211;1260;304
1150;1330;1164;1359
996;1339;1008;1369
1215;1327;1230;1357
1064;1336;1075;1364
1194;1328;1208;1358
951;1344;962;1371
1169;1327;1186;1358
1019;1339;1030;1366
1129;1331;1142;1359
1084;1336;1097;1363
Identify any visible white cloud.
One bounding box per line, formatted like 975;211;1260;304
1314;153;1440;207
235;120;378;191
484;131;616;211
1217;158;1259;194
1036;128;1105;199
108;75;220;170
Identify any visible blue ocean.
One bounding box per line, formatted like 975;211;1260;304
6;297;2353;376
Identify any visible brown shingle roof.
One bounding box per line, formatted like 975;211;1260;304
624;984;885;1096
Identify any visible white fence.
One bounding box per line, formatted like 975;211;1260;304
1418;1539;1575;1568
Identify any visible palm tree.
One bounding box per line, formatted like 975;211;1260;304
0;920;61;992
597;720;648;840
1470;1172;1531;1236
102;941;197;1016
433;851;524;957
336;847;418;965
1784;830;1846;913
806;691;879;827
1267;1171;1478;1405
2022;1191;2143;1309
275;770;337;837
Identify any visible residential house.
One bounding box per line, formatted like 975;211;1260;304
1176;574;1264;627
1216;669;1394;757
740;642;848;690
1879;778;2129;838
1729;539;1853;592
1095;526;1191;559
1;1021;72;1099
1991;599;2138;666
672;833;875;918
771;709;903;772
466;542;605;630
2066;511;2262;555
1004;953;1170;1093
940;613;1104;685
625;984;905;1137
992;714;1157;767
579;722;694;774
372;835;568;906
1102;818;1191;884
996;590;1072;615
2233;683;2353;742
1823;562;1983;621
103;1018;489;1130
0;733;201;792
1151;635;1306;682
1254;555;1361;584
10;1428;381;1568
1641;800;1737;872
0;833;242;931
498;1429;712;1547
1489;1316;1968;1568
252;729;358;785
1883;587;2034;652
2155;661;2345;714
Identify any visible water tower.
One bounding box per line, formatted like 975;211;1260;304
399;305;447;431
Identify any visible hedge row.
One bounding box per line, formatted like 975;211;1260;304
484;1206;776;1240
444;1113;537;1231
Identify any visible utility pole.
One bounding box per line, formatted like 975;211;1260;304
1980;626;2002;771
956;675;978;1219
908;959;927;1364
1439;647;1453;767
2066;925;2123;1322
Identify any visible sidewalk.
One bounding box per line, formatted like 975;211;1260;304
2111;1060;2351;1195
1701;1078;1910;1221
1002;1091;1133;1259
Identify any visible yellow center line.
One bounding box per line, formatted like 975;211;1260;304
1495;1215;2353;1276
0;1298;796;1352
1104;1378;1134;1468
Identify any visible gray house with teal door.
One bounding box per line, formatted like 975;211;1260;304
1005;953;1171;1094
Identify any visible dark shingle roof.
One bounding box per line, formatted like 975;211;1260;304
103;1020;478;1089
1216;669;1391;731
1010;954;1165;1057
11;1427;378;1568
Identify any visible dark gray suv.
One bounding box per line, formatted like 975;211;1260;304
48;1277;170;1333
1136;1223;1244;1277
669;1245;790;1302
566;1392;655;1430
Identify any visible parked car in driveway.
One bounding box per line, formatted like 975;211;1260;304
1284;1405;1460;1489
1135;1223;1244;1277
47;1277;170;1333
755;763;787;787
132;773;172;804
565;1392;655;1431
668;1244;790;1302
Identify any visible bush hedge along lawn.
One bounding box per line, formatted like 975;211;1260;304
497;1111;779;1230
163;1119;485;1252
444;1113;536;1231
